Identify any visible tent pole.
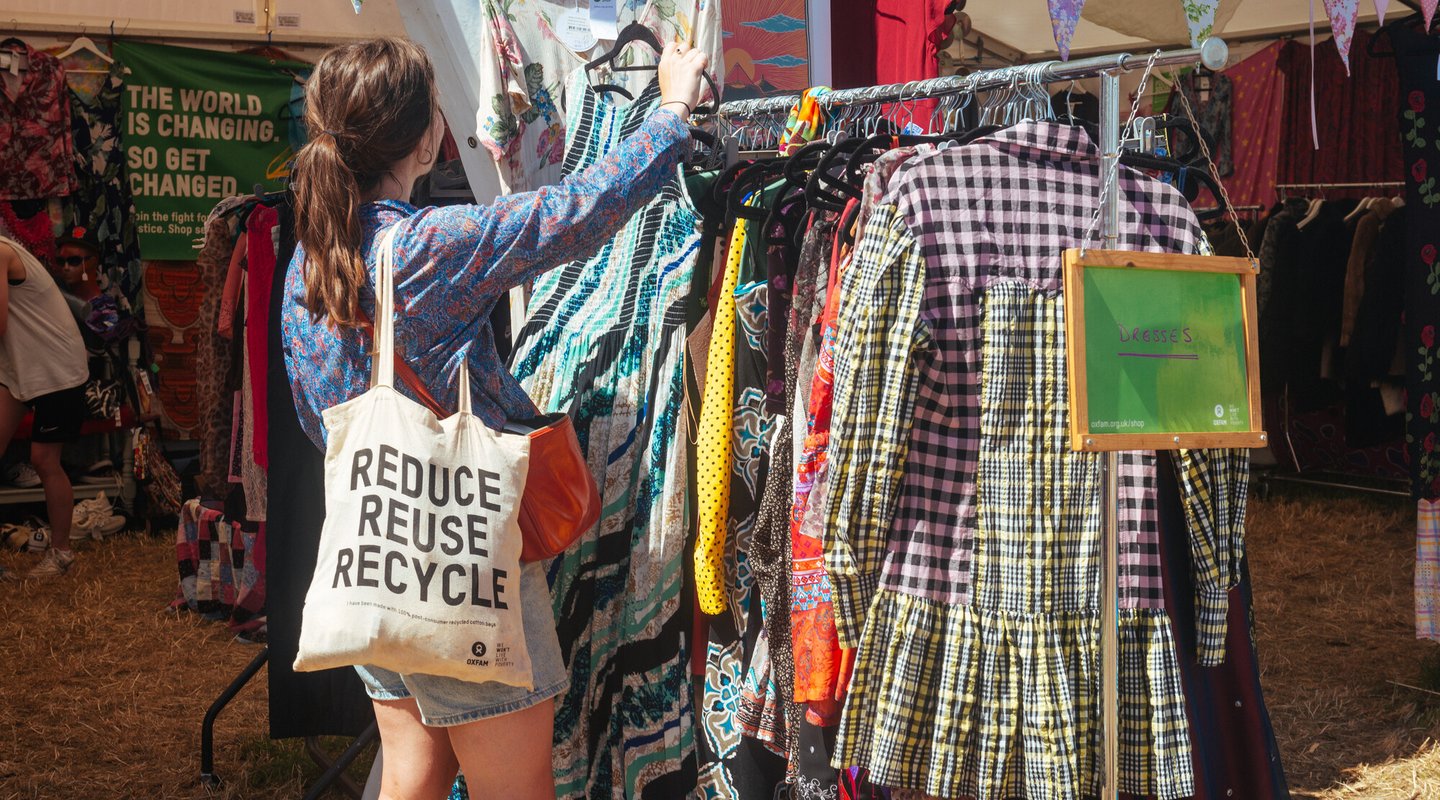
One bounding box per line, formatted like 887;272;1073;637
1098;67;1122;799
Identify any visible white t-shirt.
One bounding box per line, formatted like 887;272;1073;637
0;236;88;401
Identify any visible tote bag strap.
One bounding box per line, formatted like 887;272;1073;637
367;224;472;416
369;224;403;391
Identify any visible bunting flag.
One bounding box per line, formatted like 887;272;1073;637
1181;0;1223;45
1374;0;1390;25
1324;0;1361;74
1425;0;1439;29
1048;0;1085;60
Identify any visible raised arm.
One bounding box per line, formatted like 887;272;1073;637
394;42;710;311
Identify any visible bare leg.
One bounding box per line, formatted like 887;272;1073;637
30;441;73;552
371;698;461;800
448;698;556;800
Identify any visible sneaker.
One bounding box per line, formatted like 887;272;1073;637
3;523;48;553
78;461;119;486
71;494;122;540
26;548;75;579
2;463;40;488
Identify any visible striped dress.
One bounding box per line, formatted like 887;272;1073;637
509;70;702;800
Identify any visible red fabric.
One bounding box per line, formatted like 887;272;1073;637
830;0;946;89
1277;30;1405;194
245;206;279;468
0;201;56;268
217;234;247;339
1217;42;1286;210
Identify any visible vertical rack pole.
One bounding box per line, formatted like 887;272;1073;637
1097;68;1122;798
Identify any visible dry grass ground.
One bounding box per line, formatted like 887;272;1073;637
0;484;1438;798
1247;486;1440;799
0;532;369;800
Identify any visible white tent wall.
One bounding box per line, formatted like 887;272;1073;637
0;1;403;52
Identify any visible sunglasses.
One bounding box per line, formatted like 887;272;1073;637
58;255;95;267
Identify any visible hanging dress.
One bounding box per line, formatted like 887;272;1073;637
508;70;701;800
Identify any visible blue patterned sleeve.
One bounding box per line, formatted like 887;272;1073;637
390;108;691;317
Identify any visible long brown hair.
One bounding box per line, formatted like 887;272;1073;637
293;37;436;327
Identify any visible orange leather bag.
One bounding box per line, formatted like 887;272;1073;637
360;317;601;562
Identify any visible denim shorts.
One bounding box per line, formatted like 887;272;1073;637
355;560;569;726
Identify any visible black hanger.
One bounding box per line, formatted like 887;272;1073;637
728;158;789;220
842;131;968;188
783;139;833;190
584;21;721;112
585;21;663;100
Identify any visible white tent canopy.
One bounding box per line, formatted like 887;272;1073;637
2;0;1391;65
965;0;1386;60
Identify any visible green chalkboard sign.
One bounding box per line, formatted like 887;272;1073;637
1063;249;1267;452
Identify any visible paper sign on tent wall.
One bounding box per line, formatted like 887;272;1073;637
1048;0;1085;60
1324;0;1361;74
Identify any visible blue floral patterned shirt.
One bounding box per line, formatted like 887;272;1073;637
283;108;691;448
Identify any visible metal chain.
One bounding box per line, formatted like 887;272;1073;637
1080;49;1164;255
1171;72;1258;264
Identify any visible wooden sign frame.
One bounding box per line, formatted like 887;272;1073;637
1063;248;1268;452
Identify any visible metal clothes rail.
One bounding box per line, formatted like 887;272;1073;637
711;39;1231;798
713;38;1230;119
1275;180;1406;191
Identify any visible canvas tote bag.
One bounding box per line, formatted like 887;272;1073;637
294;226;533;687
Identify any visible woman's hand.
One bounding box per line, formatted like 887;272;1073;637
658;40;709;117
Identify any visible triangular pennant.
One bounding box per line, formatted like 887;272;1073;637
1374;0;1390;25
1323;0;1361;74
1181;0;1222;45
1425;0;1439;29
1048;0;1086;61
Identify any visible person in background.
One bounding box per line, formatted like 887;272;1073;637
0;236;88;580
55;226;133;346
284;36;707;800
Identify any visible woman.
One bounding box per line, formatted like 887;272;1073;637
283;37;707;799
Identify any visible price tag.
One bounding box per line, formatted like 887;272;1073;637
590;0;618;42
557;8;598;54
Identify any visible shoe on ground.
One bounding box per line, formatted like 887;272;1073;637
2;463;40;488
3;523;48;553
27;548;75;579
71;494;122;540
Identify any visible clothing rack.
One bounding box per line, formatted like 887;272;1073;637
1275;180;1405;196
1195;203;1264;213
713;39;1230;121
719;39;1231;795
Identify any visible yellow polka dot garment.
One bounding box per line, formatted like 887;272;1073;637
694;216;749;614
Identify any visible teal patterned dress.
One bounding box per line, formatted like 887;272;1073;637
509;70;702;799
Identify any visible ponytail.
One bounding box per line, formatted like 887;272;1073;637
294;132;367;327
292;37;436;328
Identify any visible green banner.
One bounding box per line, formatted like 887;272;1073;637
1081;267;1251;434
115;42;307;260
